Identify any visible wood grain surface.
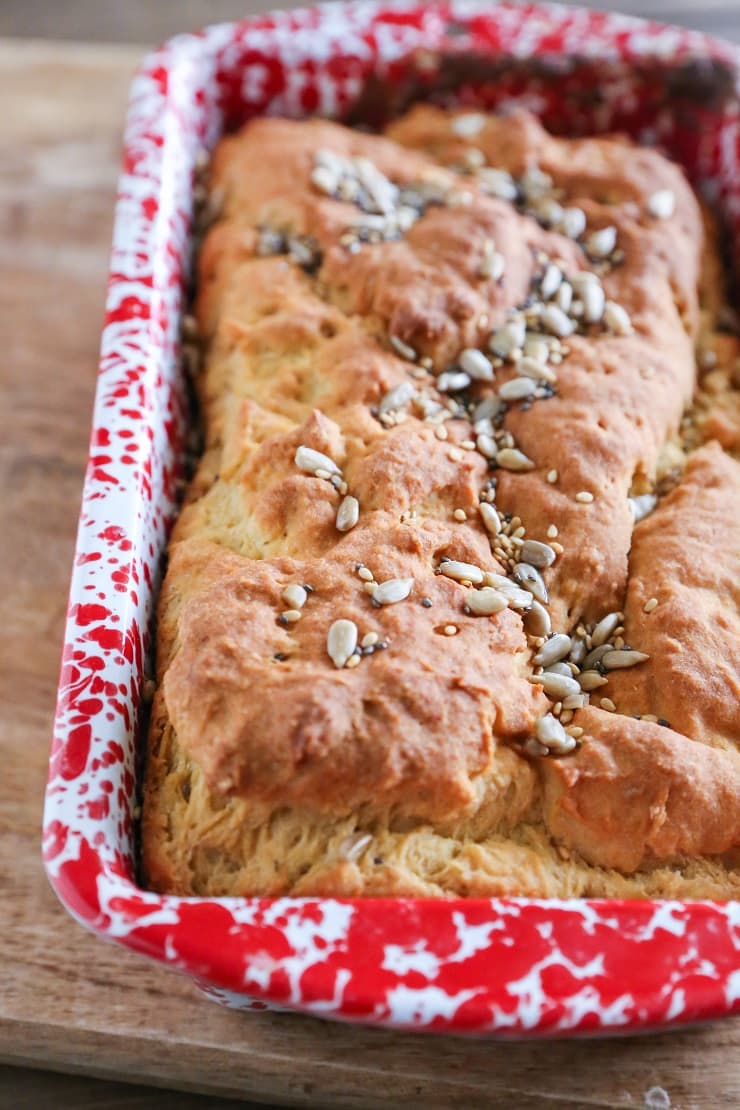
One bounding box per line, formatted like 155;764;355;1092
1;4;739;1107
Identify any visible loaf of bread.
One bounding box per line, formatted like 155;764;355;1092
142;105;740;898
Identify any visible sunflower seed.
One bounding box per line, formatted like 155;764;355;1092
490;318;526;357
536;713;575;753
460;348;494;381
496;447;535;472
540;263;562;300
601;649;649;670
523;334;551;362
517;356;556;383
478;167;518;201
437;370;471;393
555;281;573;314
562;693;587;710
336;495;360;532
327;619;358;668
499;376;537;401
452;112;487;137
476;433;498;459
295;445;341;476
521;166;553;200
373;577;414;605
520;539;556;568
582;281;605;324
591;611;621;646
514;562;549;604
524;599;551;637
281;584;307;609
390;335;417;361
339;832;373;861
479;249;506;280
493;581;533;609
474;395;503;422
534;633;572;667
578;670;608;691
629;493;657;522
586;226;617;259
582;643;614;670
545;661;574;678
439;560;484;584
535;672;582;699
604;300;633;336
465;587;508;615
478;501;502;535
524;738;549;757
569;636;587;665
541;304;574;338
648;189;675;219
379;381;416;415
312;162;340;194
559;206;587;239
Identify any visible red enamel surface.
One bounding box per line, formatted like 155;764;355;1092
45;1;740;1034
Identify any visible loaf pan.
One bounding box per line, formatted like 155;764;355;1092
45;0;740;1035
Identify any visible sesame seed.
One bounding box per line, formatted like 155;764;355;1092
435;425;448;441
546;524;558;538
600;697;617;712
460;439;476;450
566;726;584;739
575;491;594;503
345;654;362;669
447;446;464;462
547;469;558;484
281;609;302;623
644;597;659;613
362;581;377;595
362;632;379;648
357;566;374;582
453;509;467;522
550;541;564;555
442;624;458;636
421;597;433;608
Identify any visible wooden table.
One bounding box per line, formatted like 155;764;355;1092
1;4;739;1107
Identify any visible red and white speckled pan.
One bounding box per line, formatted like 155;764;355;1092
45;0;740;1035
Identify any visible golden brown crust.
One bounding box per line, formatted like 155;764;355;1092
142;106;740;899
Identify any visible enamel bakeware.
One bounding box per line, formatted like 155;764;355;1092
45;0;740;1035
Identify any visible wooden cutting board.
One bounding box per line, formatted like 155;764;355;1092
1;34;738;1110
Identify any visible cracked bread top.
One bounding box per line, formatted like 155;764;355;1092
142;105;740;899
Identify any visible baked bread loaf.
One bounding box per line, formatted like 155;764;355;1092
142;105;740;899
